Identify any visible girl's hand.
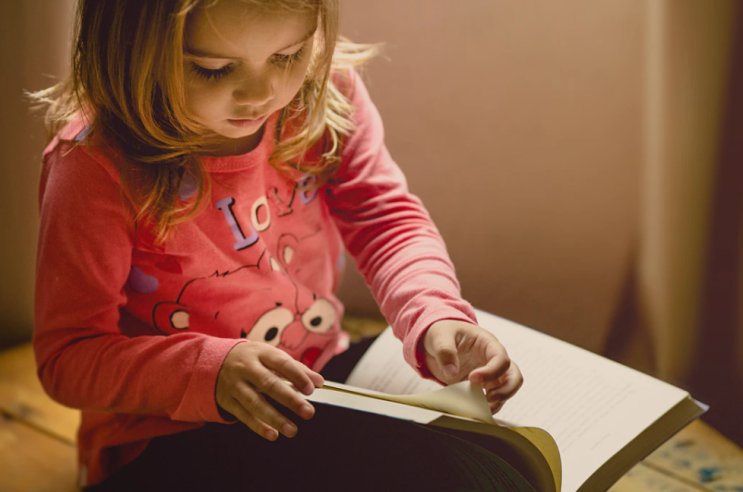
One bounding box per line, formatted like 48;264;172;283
421;320;523;414
216;342;324;441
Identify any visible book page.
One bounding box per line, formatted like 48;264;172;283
346;309;695;492
307;386;446;424
323;380;495;424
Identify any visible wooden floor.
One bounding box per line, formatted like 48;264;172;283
2;317;742;491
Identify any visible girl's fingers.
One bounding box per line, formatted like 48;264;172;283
247;363;315;421
222;396;279;441
469;350;510;383
489;399;505;415
261;348;322;395
486;387;510;415
304;366;325;388
296;364;324;393
485;363;523;404
482;377;505;392
234;381;299;438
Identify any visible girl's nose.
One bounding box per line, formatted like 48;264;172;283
232;73;274;107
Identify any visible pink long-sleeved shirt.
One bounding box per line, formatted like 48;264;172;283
34;73;477;487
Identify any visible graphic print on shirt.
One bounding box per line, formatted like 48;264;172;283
268;173;319;218
215;174;318;251
149;177;336;369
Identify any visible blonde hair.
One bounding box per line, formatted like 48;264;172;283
31;0;379;243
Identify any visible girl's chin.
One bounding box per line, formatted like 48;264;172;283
217;126;261;139
206;124;267;156
219;118;270;138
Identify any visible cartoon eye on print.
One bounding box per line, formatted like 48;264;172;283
170;310;190;330
244;307;294;347
300;298;336;334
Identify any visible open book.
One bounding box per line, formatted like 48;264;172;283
306;309;707;492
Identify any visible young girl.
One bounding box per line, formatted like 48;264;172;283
33;0;524;490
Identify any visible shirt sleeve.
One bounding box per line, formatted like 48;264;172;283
325;72;478;376
33;138;243;423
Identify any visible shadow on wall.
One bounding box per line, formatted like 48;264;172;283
688;3;743;446
0;0;76;349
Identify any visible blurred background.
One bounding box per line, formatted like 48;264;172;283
1;0;741;446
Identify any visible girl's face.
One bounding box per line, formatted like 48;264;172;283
184;0;317;155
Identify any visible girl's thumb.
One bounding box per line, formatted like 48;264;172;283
433;333;460;380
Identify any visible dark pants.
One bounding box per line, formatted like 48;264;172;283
84;338;535;492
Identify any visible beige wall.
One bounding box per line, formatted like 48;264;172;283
338;0;645;352
1;1;646;352
0;1;732;368
0;0;75;347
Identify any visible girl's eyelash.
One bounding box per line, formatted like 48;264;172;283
189;45;306;81
190;63;235;81
272;45;306;66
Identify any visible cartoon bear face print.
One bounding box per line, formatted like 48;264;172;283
240;293;338;369
151;247;340;370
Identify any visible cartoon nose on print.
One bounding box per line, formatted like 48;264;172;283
278;297;338;350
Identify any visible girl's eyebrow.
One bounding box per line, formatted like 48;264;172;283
184;27;317;59
277;27;317;51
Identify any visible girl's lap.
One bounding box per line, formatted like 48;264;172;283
87;404;527;492
84;340;532;492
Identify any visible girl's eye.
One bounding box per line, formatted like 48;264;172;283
272;45;306;67
190;63;235;81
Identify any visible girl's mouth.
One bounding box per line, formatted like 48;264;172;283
227;114;268;128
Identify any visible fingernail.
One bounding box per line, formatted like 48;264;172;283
266;429;278;441
301;404;314;419
303;384;315;395
282;423;296;437
444;364;458;379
